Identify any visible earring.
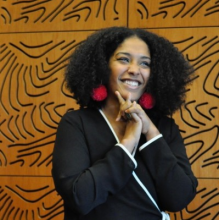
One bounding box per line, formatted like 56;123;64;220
91;85;107;101
139;93;155;109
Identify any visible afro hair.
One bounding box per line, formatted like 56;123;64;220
65;26;195;116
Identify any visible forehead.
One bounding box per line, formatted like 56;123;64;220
114;36;150;56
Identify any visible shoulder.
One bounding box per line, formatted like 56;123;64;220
60;108;102;125
147;110;175;128
148;111;180;142
62;108;98;118
159;116;183;145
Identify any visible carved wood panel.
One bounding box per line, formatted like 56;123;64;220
150;28;219;220
0;0;218;219
1;0;127;32
129;0;219;28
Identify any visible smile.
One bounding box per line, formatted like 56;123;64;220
122;80;141;87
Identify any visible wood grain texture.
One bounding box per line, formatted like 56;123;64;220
0;177;63;219
0;0;218;219
129;0;219;28
1;0;127;32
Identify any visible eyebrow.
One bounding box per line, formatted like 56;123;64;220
115;52;151;60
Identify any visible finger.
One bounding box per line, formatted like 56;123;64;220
125;102;142;113
115;91;125;104
123;95;134;121
127;92;132;102
124;96;133;121
125;101;136;113
116;113;122;121
115;91;133;121
128;112;140;123
125;103;144;121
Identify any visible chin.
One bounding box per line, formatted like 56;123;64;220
132;93;143;100
118;89;142;101
130;95;141;102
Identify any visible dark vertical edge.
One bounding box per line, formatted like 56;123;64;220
127;0;129;27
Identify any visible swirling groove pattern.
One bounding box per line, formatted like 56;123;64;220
0;0;218;219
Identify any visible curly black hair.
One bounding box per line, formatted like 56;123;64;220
65;26;195;116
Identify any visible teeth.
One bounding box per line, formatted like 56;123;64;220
124;80;139;86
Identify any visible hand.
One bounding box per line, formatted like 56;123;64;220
115;91;132;121
115;91;142;152
124;101;160;140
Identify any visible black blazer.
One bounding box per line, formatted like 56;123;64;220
52;108;198;220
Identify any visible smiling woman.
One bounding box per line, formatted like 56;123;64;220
108;36;151;103
52;26;198;220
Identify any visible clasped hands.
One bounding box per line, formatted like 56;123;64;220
115;91;160;143
115;91;150;136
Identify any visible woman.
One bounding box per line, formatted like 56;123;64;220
52;26;198;220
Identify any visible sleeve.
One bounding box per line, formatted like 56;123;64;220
139;117;198;212
52;112;136;215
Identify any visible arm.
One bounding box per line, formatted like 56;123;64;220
52;112;136;215
114;92;197;211
139;117;198;212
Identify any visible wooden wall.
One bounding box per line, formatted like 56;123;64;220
0;0;218;219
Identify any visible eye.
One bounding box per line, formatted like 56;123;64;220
140;61;150;68
117;57;130;63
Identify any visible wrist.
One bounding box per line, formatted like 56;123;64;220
145;127;160;141
120;139;136;153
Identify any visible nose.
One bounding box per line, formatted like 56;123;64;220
128;63;140;75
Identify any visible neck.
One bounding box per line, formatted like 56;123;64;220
102;97;120;119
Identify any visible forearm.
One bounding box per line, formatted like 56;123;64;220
139;137;197;211
53;146;136;215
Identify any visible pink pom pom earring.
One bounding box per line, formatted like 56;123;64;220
139;93;155;109
91;85;107;101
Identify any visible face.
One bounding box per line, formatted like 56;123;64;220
108;36;151;102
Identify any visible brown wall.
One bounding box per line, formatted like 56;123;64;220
0;0;218;219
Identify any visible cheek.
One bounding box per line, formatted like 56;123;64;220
110;66;124;80
143;70;151;81
108;72;118;90
109;72;118;84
